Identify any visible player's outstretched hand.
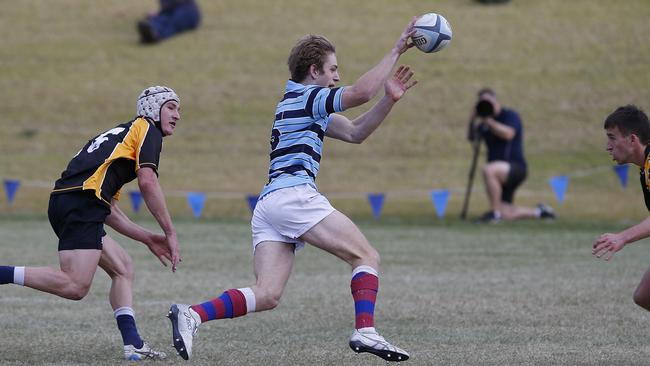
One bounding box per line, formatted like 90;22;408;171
166;233;181;272
393;17;417;55
385;65;417;102
145;232;182;271
592;233;626;261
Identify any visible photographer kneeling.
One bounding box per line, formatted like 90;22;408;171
467;88;555;223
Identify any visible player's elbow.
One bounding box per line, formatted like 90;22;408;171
347;127;371;144
347;133;366;144
138;179;154;194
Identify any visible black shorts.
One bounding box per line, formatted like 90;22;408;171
48;190;111;251
501;162;527;204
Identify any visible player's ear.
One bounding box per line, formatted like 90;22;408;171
629;133;640;144
308;64;320;79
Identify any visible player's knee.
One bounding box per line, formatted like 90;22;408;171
482;164;494;177
119;256;135;280
350;246;380;268
64;282;92;301
633;289;650;310
367;247;380;267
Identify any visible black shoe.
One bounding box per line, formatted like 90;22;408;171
475;211;501;224
537;203;556;219
137;20;159;44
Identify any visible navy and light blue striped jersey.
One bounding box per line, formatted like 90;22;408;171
260;80;346;198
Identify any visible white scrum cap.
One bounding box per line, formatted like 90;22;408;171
136;86;180;122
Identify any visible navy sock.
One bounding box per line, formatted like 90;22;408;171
0;266;14;284
116;314;144;348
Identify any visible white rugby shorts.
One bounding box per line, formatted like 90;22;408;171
251;184;335;251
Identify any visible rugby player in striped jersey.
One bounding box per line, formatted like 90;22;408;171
169;19;419;362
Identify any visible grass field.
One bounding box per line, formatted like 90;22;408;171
2;217;650;365
3;1;650;364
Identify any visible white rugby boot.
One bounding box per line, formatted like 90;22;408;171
123;342;167;361
349;327;409;362
168;304;201;360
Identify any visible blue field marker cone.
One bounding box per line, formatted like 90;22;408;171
548;175;569;203
246;195;259;213
3;179;20;205
430;189;450;218
367;193;385;219
187;192;207;218
128;190;143;213
613;164;629;188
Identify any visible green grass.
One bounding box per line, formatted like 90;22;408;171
2;1;650;220
2;217;650;365
3;1;650;365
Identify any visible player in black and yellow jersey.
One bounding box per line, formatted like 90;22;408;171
593;105;650;314
0;86;182;361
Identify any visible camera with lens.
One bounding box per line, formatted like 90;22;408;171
475;100;494;118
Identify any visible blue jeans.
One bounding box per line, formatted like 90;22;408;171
149;2;201;40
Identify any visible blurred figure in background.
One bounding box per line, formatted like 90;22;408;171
468;88;555;223
137;0;201;44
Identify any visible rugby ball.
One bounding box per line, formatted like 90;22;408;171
412;13;452;53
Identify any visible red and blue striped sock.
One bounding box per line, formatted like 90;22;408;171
190;288;255;323
351;265;379;329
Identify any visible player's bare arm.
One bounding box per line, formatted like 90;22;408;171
136;167;180;271
327;65;417;143
106;201;153;242
593;216;650;260
105;202;174;267
341;18;416;109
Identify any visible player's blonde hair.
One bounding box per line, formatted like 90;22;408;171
287;35;336;83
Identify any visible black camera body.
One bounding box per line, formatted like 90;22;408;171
475;100;494;118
